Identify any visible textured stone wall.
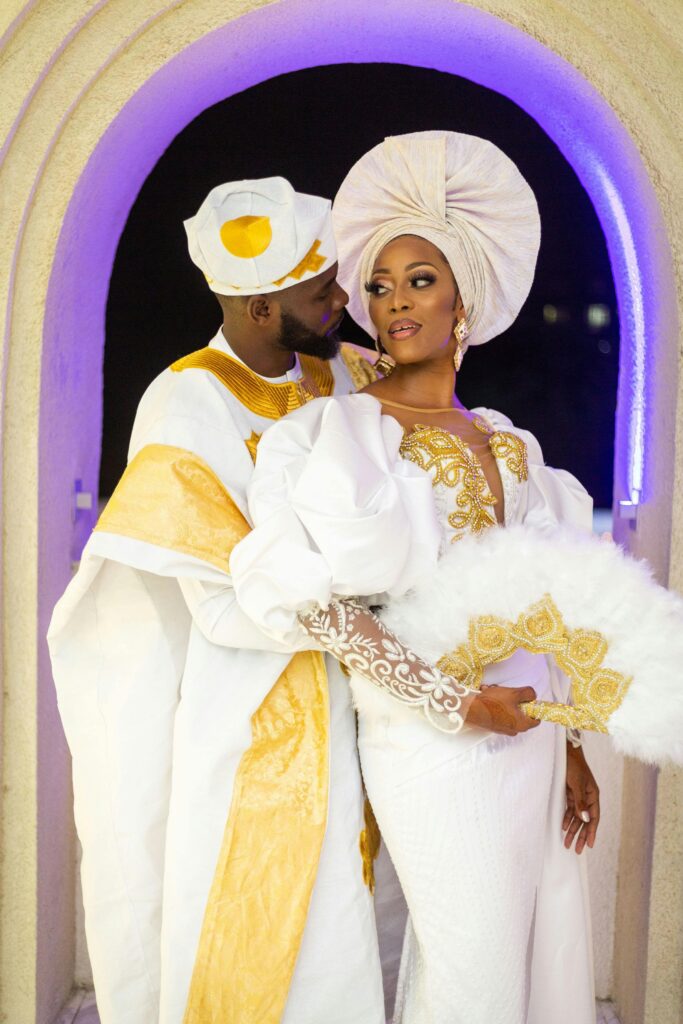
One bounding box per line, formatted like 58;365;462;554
1;2;680;1022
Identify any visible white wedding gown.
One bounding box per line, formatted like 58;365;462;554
230;393;596;1024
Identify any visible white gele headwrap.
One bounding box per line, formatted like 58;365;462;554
332;131;541;346
184;176;337;296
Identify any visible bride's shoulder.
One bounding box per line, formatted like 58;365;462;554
471;406;513;431
472;406;544;464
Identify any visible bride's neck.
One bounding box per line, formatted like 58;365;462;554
386;359;461;409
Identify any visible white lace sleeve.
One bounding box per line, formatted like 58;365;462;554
299;598;474;733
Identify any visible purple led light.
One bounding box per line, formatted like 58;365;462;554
43;0;677;521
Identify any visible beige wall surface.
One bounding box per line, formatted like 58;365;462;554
1;2;681;1023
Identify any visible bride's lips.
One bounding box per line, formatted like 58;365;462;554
388;319;422;339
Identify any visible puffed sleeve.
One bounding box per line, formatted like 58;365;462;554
229;393;441;642
476;407;593;534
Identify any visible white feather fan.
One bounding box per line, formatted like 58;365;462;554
378;526;683;766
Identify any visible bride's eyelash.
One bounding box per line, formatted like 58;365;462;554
409;271;436;286
364;270;436;296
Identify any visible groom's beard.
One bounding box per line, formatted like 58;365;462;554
278;310;343;361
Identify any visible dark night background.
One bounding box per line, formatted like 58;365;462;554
102;63;619;505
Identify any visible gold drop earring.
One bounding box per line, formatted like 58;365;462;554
374;337;396;377
453;318;469;372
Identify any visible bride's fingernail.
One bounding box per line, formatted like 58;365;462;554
580;811;590;823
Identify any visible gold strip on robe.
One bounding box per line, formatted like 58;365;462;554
184;651;329;1024
95;442;331;1020
171;346;335;419
95;444;250;571
359;797;381;894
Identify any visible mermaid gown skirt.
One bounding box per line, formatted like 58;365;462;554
353;650;595;1024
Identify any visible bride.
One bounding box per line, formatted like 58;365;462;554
230;131;598;1023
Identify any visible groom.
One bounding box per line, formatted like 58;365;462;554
49;177;384;1024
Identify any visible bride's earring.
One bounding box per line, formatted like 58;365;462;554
453;318;469;372
374;338;396;377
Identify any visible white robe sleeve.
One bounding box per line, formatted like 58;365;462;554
118;366;311;654
177;577;314;653
230;393;441;644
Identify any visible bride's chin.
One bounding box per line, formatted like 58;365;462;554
385;348;431;367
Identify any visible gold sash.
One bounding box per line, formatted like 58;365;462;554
95;443;329;1021
184;650;329;1023
96;443;249;571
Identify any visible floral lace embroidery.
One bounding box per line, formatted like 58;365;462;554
299;598;469;733
399;425;498;537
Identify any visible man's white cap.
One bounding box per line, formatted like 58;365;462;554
184;176;337;296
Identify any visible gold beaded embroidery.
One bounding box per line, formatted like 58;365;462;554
472;414;495;436
399;425;498;536
436;594;631;732
489;431;529;483
473;418;529;483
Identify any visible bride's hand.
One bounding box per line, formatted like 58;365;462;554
465;684;541;736
563;744;600;853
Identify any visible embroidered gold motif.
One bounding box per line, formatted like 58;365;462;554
473;418;529;484
359;798;381;894
171;348;334;419
339;343;379;391
272;239;326;286
399;425;498;535
488;431;529;483
437;594;631;732
473;414;494;435
244;431;261;463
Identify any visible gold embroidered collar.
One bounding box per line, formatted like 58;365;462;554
171;346;334;419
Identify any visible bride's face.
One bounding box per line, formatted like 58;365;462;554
365;235;465;366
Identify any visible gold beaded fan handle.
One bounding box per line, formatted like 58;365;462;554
436;594;632;735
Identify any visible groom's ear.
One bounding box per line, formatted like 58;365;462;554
245;293;277;327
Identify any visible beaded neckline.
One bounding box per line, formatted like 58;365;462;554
399;421;529;539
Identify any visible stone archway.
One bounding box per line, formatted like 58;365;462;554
1;2;681;1022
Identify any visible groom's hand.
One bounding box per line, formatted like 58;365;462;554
466;684;541;736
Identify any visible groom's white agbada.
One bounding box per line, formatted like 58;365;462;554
48;178;384;1024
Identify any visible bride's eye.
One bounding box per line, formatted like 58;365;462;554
409;271;437;288
365;280;390;296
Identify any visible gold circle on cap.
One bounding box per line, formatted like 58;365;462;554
220;215;272;258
